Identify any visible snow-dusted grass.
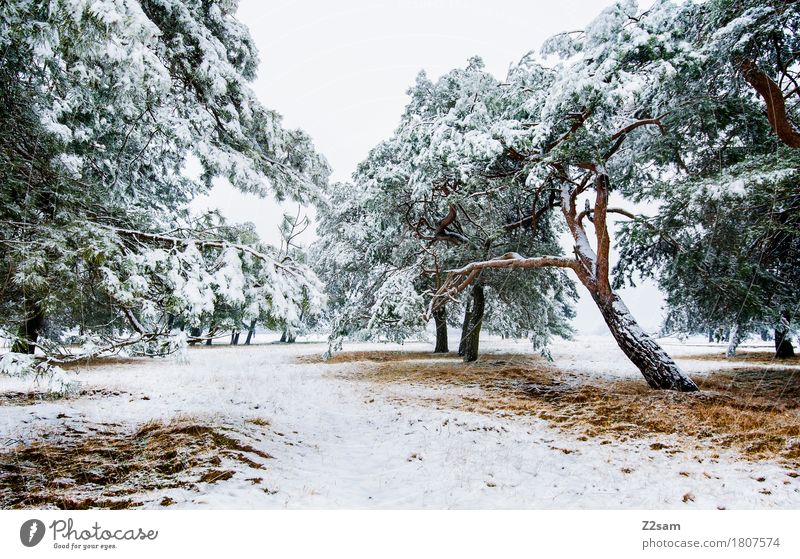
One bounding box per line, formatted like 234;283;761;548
1;335;799;509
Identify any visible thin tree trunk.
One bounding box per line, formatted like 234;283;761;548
11;301;45;354
462;284;485;363
775;313;795;358
244;319;257;345
433;307;449;353
205;324;217;346
593;292;698;391
458;299;473;356
230;331;240;345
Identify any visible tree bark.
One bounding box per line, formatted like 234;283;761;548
230;331;240;345
458;298;473;356
11;301;45;354
244;319;257;345
433;307;449;353
462;284;485;363
593;292;698;391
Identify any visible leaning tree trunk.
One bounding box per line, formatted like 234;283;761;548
462;284;485;363
11;301;45;354
433;307;449;353
205;323;217;346
593;292;698;391
244;319;257;345
726;324;741;358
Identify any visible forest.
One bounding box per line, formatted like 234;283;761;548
1;0;799;510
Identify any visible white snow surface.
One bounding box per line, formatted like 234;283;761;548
2;335;799;509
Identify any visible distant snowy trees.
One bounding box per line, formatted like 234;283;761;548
0;0;329;366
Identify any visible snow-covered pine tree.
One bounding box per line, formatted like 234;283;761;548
0;0;329;365
613;0;800;358
313;58;576;361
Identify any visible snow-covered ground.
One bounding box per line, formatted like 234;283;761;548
1;335;799;509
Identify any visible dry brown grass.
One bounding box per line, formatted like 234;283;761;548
297;350;532;365
297;350;455;364
0;388;127;407
349;356;800;468
58;356;145;371
0;418;273;509
687;351;800;365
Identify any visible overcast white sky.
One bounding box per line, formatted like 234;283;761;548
193;0;665;335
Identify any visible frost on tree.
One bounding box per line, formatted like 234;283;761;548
0;0;330;370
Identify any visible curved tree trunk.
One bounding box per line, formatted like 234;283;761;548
726;324;741;358
462;284;485;363
11;301;45;354
205;323;217;346
429;167;699;391
433;307;449;353
593;292;698;391
244;319;257;345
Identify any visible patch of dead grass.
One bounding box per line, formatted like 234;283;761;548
0;388;127;407
687;351;800;366
354;357;800;467
297;350;538;365
58;356;145;371
296;350;456;364
0;418;273;509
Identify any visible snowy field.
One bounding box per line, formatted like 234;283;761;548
1;335;799;509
